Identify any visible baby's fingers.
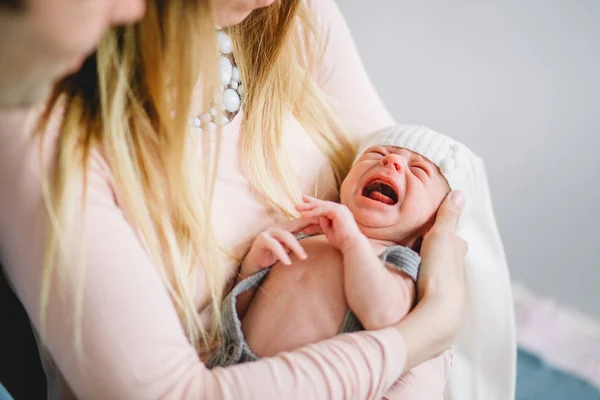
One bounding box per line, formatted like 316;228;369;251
303;194;333;206
301;223;322;235
295;202;318;212
270;229;307;260
262;234;292;265
302;194;319;203
299;203;336;220
319;216;332;235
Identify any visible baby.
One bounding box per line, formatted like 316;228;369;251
209;125;472;398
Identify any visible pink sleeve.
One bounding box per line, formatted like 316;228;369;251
311;0;396;142
0;113;407;399
383;351;452;400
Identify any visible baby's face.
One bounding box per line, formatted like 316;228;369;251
340;146;450;246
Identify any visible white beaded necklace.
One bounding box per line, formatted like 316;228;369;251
191;29;243;132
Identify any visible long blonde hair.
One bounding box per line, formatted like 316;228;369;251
39;0;354;351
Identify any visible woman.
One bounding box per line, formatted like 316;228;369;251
0;0;468;398
0;0;145;108
1;1;145;398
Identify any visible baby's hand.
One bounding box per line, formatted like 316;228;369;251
240;218;318;278
295;195;367;253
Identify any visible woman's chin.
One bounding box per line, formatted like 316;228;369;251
215;11;252;27
215;0;276;27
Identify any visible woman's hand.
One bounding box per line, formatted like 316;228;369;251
240;218;319;278
295;195;367;253
395;191;468;371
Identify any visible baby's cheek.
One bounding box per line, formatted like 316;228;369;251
405;200;438;238
429;177;451;210
339;177;355;207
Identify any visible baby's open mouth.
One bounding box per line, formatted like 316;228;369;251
362;180;398;205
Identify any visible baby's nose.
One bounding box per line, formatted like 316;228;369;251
380;154;407;172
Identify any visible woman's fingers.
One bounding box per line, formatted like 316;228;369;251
269;228;307;260
430;190;465;235
417;190;467;306
394;192;468;369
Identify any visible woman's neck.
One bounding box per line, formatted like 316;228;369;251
0;105;42;138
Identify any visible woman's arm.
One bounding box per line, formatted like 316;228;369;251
396;191;467;369
0;134;407;400
0;115;465;400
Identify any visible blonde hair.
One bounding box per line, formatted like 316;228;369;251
39;0;354;351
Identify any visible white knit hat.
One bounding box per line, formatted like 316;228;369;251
355;125;475;215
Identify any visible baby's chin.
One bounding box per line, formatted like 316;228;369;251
350;208;392;228
352;210;421;247
355;220;406;243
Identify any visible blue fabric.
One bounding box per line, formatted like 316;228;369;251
516;348;600;400
0;383;14;400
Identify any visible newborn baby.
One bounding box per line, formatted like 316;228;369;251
210;126;470;398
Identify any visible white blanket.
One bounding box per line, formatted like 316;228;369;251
445;151;517;400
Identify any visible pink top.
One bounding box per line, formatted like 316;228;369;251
0;0;413;398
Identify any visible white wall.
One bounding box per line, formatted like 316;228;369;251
338;0;600;319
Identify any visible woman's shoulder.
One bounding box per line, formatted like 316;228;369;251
0;106;115;195
0;106;118;240
0;108;54;215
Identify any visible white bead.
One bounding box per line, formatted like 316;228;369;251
222;88;241;112
218;115;230;126
440;158;455;174
217;31;233;54
232;66;240;82
192;116;202;129
209;107;217;116
206;121;217;131
237;84;244;97
230;80;238;90
219;56;232;86
199;113;211;122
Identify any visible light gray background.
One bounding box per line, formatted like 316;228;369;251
339;0;600;319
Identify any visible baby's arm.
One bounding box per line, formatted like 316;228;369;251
296;196;416;330
342;237;416;330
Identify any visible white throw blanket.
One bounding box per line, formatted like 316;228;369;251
445;151;517;400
